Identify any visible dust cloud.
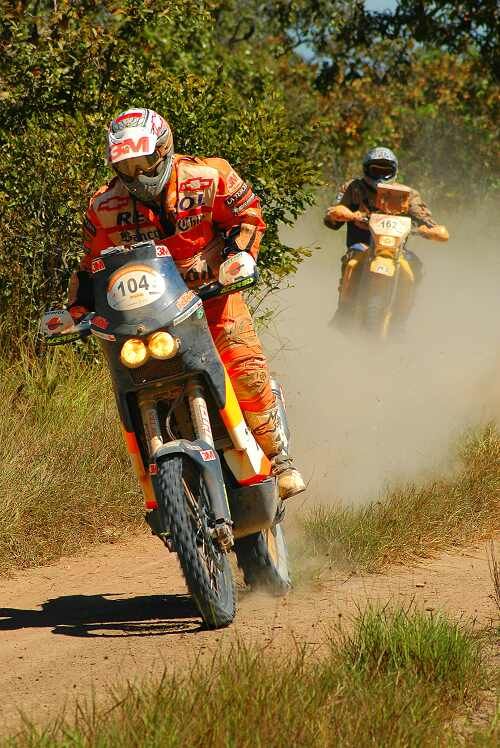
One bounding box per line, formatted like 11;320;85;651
263;199;500;506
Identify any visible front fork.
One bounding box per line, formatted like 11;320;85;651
137;381;233;552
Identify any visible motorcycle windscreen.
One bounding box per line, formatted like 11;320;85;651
91;241;200;336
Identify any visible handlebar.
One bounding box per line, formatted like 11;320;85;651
197;271;259;301
44;314;93;346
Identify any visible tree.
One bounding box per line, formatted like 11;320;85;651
0;0;317;341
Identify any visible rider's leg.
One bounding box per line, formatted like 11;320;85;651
204;293;305;499
404;250;424;286
391;250;424;335
333;243;368;328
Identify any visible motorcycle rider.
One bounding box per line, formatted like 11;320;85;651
67;107;305;500
324;147;449;325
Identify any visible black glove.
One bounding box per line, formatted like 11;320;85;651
222;227;242;259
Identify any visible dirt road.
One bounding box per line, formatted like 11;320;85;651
0;532;497;735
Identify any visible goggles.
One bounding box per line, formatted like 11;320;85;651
113;151;163;182
367;161;396;178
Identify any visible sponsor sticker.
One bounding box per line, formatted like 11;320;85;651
200;449;217;462
172;299;203;326
91;315;109;330
46;315;63;331
176;289;195;311
177;214;203;232
226;169;243;192
225;182;249;207
92;259;105;273
149;463;159;475
179;177;214;192
155;245;171;257
109;135;154;161
178;193;205;212
232;192;256;215
98;195;130;213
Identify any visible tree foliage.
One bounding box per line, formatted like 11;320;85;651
0;0;498;342
0;0;316;340
216;1;499;200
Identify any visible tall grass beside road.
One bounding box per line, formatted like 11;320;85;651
7;607;494;747
0;348;142;573
302;425;500;573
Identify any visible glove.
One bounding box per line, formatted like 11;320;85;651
222;226;242;259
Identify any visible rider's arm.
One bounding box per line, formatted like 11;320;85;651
324;181;359;229
67;208;107;320
409;189;449;242
207;158;266;259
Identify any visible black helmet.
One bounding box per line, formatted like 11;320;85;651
362;147;398;188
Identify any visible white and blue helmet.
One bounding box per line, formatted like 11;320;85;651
362;147;398;188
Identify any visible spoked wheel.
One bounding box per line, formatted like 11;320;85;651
158;456;236;628
234;522;291;596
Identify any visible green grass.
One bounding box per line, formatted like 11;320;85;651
0;348;142;573
301;425;500;574
4;607;492;747
1;346;498;577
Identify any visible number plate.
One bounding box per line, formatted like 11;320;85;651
370;257;395;277
107;264;166;311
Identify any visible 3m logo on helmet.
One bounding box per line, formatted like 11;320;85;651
109;137;152;161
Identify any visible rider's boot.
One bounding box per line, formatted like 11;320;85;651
245;406;306;500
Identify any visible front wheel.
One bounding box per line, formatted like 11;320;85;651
158;456;236;628
362;275;393;338
234;523;291;596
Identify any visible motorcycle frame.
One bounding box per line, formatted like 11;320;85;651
85;240;279;540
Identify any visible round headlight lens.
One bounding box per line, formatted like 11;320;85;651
120;338;149;368
148;331;179;360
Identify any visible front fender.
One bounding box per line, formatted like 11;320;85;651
155;440;231;523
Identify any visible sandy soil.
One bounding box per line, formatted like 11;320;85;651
0;531;498;736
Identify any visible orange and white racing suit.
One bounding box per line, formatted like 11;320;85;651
68;154;283;458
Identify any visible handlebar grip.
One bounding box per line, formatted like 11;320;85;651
197;271;259;301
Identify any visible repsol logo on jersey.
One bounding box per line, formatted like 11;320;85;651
117;211;148;226
177;214;203;232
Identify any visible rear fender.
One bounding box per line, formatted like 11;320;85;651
155;440;231;523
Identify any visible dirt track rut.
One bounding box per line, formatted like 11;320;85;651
0;532;498;734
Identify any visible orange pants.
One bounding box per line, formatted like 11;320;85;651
204;292;281;458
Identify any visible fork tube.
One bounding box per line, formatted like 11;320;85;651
137;391;163;457
186;380;214;447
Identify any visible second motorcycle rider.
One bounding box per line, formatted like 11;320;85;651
67;107;305;500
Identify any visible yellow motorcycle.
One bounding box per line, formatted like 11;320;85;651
335;184;448;338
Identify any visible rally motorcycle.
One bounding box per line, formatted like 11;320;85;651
41;241;291;629
337;183;424;339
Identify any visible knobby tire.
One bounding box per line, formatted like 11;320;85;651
158;457;236;629
235;524;291;597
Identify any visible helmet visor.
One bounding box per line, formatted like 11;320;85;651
113;151;162;182
367;161;396;179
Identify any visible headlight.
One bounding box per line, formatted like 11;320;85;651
148;331;179;360
120;338;149;368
